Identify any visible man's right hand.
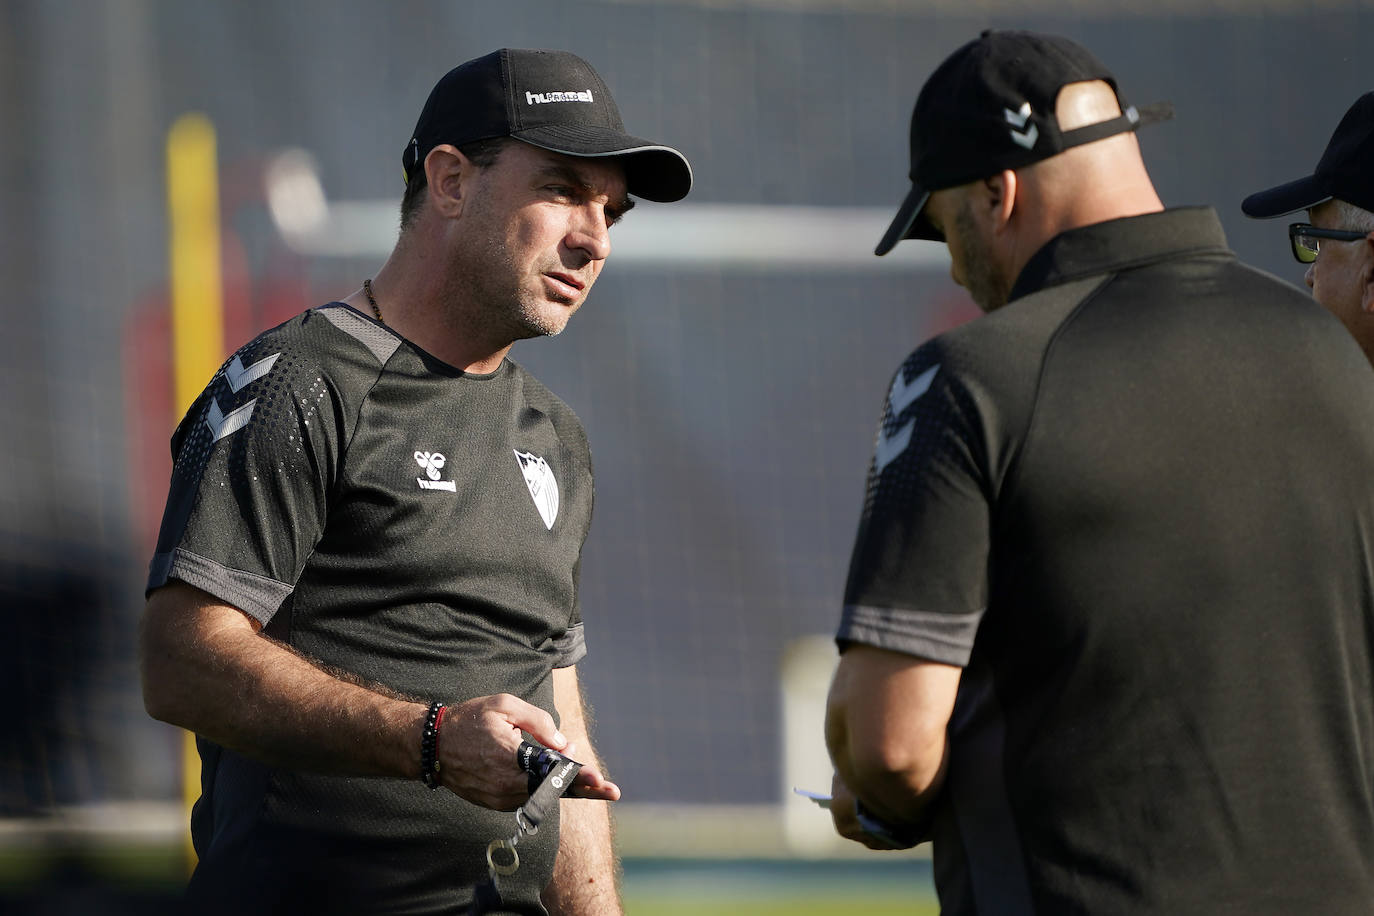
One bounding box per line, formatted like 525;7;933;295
436;694;618;810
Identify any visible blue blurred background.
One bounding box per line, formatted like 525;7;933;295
3;0;1369;910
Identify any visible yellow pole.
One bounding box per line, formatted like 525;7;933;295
166;112;225;869
168;113;224;412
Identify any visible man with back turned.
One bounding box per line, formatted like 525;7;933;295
826;30;1374;914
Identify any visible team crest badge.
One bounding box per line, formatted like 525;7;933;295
514;449;559;530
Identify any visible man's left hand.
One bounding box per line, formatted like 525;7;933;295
829;773;922;850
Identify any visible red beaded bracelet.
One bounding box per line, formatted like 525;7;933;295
420;700;446;789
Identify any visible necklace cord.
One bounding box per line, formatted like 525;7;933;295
363;278;383;323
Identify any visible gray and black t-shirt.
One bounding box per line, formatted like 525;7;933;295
840;209;1374;914
148;302;593;914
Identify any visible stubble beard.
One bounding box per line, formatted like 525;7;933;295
512;260;581;339
452;227;577;344
953;203;1012;313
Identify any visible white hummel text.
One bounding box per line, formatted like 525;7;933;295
414;450;456;492
873;363;940;474
525;90;594;105
1005;102;1038;149
514;449;560;530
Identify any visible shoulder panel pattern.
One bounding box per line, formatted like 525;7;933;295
317;303;403;365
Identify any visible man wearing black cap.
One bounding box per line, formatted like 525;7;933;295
140;49;691;914
1243;92;1374;365
826;30;1374;913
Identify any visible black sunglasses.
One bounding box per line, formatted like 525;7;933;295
1288;222;1369;264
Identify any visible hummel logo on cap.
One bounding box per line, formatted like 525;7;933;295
525;90;594;105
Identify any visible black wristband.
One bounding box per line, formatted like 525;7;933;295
420;701;446;789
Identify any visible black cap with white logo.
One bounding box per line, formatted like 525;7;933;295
875;30;1172;255
1242;92;1374;219
404;48;692;203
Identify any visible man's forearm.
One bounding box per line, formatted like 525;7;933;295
543;665;622;915
828;707;946;827
825;647;962;825
140;580;426;778
544;794;621;915
142;580;590;813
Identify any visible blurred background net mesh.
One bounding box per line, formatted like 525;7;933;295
2;0;1370;892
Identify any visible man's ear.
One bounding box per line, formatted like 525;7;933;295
423;144;470;219
982;170;1018;235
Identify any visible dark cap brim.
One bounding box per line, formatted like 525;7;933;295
875;186;935;256
514;123;692;202
1241;173;1332;219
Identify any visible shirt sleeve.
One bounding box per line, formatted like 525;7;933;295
838;340;992;666
146;333;343;626
541;388;592;668
548;623;587;668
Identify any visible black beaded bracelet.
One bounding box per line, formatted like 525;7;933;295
420;700;446;789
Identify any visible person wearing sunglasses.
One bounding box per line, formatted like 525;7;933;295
1243;92;1374;365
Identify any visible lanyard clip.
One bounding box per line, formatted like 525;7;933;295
485;837;520;877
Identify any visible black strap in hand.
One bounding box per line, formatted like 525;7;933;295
469;742;583;915
518;744;582;829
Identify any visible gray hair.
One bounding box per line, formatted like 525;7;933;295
1333;199;1374;234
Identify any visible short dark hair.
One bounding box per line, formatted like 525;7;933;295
399;137;510;231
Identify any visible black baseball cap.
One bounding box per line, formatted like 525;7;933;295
1241;92;1374;219
876;30;1172;255
403;48;692;203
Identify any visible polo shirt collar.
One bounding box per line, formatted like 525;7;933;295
1009;207;1230;302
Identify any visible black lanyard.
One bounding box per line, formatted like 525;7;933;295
470;742;583;914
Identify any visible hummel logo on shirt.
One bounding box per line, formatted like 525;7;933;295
225;353;280;393
414;450;456;492
514;449;560;529
205;352;282;442
874;363;940;474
